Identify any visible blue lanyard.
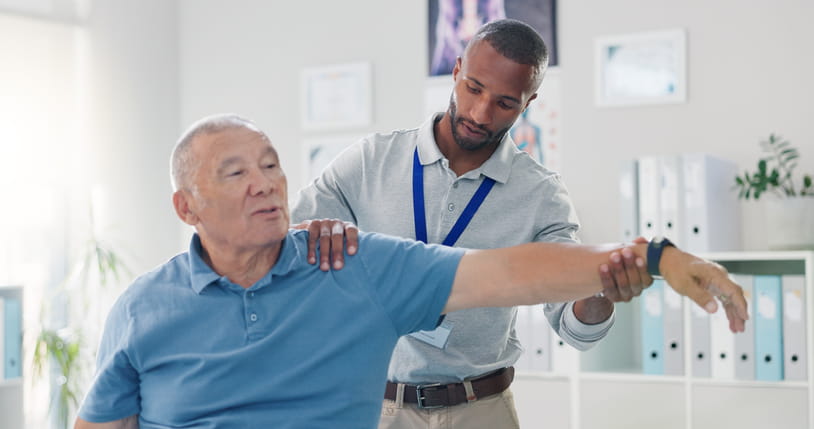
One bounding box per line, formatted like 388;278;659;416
412;148;496;246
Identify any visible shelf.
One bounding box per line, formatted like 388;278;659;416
0;378;22;388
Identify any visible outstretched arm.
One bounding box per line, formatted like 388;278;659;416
445;241;748;333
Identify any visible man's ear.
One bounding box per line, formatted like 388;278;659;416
452;56;462;81
173;190;199;226
523;93;538;111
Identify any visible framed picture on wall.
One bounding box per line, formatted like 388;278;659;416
300;62;372;130
301;135;362;184
427;0;558;77
595;29;687;107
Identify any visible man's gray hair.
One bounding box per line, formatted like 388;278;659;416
170;114;262;191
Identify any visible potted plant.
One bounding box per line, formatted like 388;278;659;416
734;133;814;250
32;211;130;429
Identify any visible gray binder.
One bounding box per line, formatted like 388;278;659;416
732;274;755;380
619;160;639;242
690;301;711;377
663;284;684;375
783;275;807;381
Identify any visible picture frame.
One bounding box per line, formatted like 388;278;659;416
301;134;362;184
595;29;687;107
300;62;372;130
427;0;558;77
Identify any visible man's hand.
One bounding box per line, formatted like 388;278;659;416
291;219;359;271
597;236;653;302
660;246;749;333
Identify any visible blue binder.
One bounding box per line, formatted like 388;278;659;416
4;298;22;379
641;280;665;375
754;275;783;381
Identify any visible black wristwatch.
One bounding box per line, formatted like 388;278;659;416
647;236;676;276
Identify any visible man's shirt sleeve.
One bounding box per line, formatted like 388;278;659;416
78;297;141;423
355;232;465;337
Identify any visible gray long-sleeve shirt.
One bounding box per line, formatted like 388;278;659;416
292;114;613;384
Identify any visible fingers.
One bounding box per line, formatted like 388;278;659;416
318;222;332;271
632;236;649;244
662;251;749;334
620;248;646;298
598;264;622;302
329;222;345;270
305;220;320;265
303;219;360;271
343;221;359;255
708;275;749;333
608;251;632;301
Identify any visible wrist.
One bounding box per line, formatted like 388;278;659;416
647;236;676;277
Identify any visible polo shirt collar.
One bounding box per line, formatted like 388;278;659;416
416;113;514;184
187;231;303;294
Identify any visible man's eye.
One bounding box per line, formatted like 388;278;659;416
228;170;245;177
467;85;480;94
265;164;276;169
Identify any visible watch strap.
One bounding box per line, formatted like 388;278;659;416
647;237;675;276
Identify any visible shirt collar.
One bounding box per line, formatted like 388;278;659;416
187;231;303;294
416;113;514;184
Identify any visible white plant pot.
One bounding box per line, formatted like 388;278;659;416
765;197;814;250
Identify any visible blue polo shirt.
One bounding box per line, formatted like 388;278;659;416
78;230;463;428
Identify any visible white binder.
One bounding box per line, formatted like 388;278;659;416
690;302;711;377
710;302;735;379
0;296;4;379
550;327;579;374
782;275;807;381
662;283;684;375
619;159;639;242
514;305;533;371
732;274;755;380
680;153;741;252
659;156;685;247
529;304;552;372
637;156;662;240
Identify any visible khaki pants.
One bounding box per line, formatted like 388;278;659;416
378;388;520;429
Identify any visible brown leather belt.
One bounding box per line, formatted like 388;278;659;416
384;367;514;409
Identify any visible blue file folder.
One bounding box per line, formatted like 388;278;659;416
4;298;22;379
754;275;783;381
641;280;665;375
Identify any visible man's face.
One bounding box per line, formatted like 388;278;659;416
448;40;538;151
184;127;290;251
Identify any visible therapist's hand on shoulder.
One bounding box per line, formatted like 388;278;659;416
292;219;359;271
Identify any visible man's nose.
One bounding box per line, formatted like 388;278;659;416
248;168;275;195
470;97;493;126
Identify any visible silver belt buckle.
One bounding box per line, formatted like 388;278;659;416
415;383;445;409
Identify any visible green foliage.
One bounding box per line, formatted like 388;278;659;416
33;233;129;429
32;329;83;429
734;134;814;200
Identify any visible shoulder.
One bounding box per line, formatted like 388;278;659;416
115;253;191;312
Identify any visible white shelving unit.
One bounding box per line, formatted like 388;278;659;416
0;285;24;429
514;251;814;429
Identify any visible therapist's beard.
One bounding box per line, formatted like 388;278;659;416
447;96;512;152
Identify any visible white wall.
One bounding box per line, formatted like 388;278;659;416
178;0;428;193
557;0;814;247
81;0;182;273
178;0;814;250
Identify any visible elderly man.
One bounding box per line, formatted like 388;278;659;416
75;114;747;429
